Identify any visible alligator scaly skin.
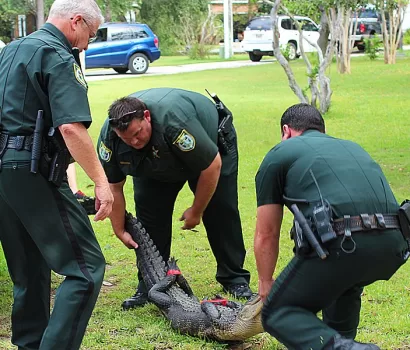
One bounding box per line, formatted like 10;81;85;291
125;213;264;342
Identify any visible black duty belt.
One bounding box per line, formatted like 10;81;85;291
333;214;400;236
6;135;33;151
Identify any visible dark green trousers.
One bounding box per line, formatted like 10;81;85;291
132;128;250;292
0;165;105;350
262;230;408;350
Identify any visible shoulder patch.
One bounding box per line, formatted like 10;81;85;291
173;129;195;152
73;63;87;88
99;141;112;162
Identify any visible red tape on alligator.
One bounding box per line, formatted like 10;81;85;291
200;298;228;306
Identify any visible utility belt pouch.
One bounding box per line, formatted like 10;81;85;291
398;200;410;247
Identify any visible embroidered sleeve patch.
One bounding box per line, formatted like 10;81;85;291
173;129;196;152
99;141;112;162
74;63;87;88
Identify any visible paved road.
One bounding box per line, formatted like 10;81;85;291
85;59;273;82
85;45;410;82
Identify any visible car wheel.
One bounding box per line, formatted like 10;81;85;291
357;44;365;51
113;68;128;74
128;53;149;74
287;43;297;60
249;52;262;62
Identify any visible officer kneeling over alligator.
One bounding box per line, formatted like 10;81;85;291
254;103;409;350
97;88;253;309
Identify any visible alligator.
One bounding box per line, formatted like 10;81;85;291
124;212;264;342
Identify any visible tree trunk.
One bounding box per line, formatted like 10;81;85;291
105;0;112;22
270;2;308;104
318;6;330;55
36;0;45;29
380;1;408;64
337;6;353;74
267;0;336;113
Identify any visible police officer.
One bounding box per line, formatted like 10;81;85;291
97;87;252;309
0;1;113;349
254;104;409;350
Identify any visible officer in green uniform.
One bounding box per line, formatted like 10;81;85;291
0;1;113;349
97;87;252;309
254;104;409;350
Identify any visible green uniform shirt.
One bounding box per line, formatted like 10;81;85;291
0;23;91;162
256;130;399;218
98;88;219;183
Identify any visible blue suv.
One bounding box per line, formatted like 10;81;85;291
85;23;160;74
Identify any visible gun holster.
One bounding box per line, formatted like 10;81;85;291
398;200;410;250
39;128;70;187
290;220;311;256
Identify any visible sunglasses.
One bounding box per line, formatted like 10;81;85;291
108;110;138;123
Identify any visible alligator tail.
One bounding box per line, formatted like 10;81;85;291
124;212;167;290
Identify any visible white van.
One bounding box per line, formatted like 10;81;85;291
241;15;320;61
0;39;5;53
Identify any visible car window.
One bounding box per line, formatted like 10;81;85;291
130;27;149;39
359;10;378;19
301;20;318;32
110;27;133;41
246;17;272;31
281;19;295;30
93;28;107;43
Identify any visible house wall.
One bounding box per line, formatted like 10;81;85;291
211;4;254;15
13;13;36;39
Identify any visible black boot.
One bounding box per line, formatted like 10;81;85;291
325;334;381;350
121;290;148;310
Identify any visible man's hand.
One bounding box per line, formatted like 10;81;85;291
179;207;201;230
258;278;275;302
117;230;138;249
93;182;114;221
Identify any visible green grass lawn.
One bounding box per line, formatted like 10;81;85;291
1;55;410;349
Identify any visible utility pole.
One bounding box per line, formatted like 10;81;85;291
223;0;233;59
36;0;45;29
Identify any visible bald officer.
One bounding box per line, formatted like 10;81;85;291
0;1;113;349
97;88;252;309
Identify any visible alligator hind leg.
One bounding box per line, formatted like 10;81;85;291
167;257;198;301
176;275;199;301
148;275;177;309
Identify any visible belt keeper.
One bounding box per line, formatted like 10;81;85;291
343;215;352;238
360;213;372;229
14;136;25;151
375;213;386;228
341;214;356;254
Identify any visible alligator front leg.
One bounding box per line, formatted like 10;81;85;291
148;274;177;309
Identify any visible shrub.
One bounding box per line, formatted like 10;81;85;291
364;36;382;60
403;29;410;45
